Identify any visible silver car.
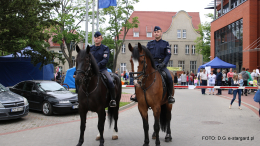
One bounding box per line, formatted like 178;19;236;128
0;83;29;120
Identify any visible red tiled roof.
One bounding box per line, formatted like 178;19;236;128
119;11;201;40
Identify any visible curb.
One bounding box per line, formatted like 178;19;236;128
118;102;137;111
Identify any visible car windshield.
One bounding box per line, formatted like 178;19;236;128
0;83;7;92
37;82;66;92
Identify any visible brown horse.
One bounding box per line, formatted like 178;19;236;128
75;45;122;146
129;43;174;146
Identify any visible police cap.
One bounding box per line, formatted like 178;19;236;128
154;26;162;31
94;31;102;38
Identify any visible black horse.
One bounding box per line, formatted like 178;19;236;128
75;45;122;146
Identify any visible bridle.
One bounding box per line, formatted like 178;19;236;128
76;55;99;96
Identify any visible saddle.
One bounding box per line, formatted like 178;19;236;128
158;70;167;100
100;72;116;89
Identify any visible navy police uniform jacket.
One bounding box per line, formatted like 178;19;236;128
89;44;110;72
146;39;171;66
216;72;223;82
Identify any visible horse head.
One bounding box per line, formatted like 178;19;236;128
75;45;99;86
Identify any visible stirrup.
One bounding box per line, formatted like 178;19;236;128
130;94;138;102
168;96;175;104
109;100;116;107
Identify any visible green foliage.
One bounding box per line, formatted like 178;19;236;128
102;0;140;72
0;0;64;67
194;13;213;62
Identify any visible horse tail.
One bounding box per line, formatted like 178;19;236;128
107;73;122;127
160;104;167;132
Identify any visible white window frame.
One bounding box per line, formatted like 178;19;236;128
174;45;178;54
192;45;195;54
190;61;197;74
120;63;126;74
167;60;173;67
121;44;125;53
147;32;152;37
183;29;186;38
178;61;185;71
185;45;189;54
133;32;139;37
177;29;181;38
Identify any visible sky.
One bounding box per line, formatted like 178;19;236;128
80;0;214;33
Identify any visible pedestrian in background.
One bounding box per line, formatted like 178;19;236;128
241;67;249;96
189;74;193;85
246;68;253;94
222;70;227;86
253;77;258;92
181;71;187;85
190;71;195;85
197;69;202;86
200;69;208;95
208;71;216;95
251;70;257;80
178;74;181;85
186;72;189;85
216;69;223;95
227;68;234;94
229;74;243;110
174;73;178;85
129;71;134;85
194;76;198;86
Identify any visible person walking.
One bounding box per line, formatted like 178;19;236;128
200;69;208;95
229;74;243;110
181;71;187;85
227;68;234;94
241;67;249;96
216;69;223;95
208;71;216;95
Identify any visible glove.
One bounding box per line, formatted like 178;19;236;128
157;62;165;69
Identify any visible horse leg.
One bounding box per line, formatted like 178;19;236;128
153;108;161;146
76;110;87;146
97;110;106;146
139;107;149;146
165;104;172;142
112;107;119;140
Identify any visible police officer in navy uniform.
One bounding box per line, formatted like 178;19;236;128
131;26;175;104
90;31;116;107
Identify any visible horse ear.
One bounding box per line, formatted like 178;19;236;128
86;45;90;54
138;43;142;52
76;45;80;53
128;43;133;52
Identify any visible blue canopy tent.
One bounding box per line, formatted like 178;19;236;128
0;47;54;87
197;57;236;73
63;67;113;89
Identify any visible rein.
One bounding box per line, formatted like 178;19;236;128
131;53;157;109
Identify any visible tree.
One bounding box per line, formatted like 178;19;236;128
102;0;139;72
0;0;64;67
194;13;214;62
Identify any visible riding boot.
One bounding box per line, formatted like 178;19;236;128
130;86;138;102
109;88;117;107
167;82;175;104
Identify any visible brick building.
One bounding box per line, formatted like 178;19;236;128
209;0;259;72
117;10;202;75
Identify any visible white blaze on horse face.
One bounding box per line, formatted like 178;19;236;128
133;59;139;84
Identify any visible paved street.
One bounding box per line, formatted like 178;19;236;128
1;89;260;146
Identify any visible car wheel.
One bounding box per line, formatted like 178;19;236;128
42;101;53;116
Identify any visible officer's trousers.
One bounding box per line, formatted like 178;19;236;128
160;67;173;85
101;70;115;89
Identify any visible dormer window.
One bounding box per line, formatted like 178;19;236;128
133;27;140;37
147;32;152;37
134;32;139;37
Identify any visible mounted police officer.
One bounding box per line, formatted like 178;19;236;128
90;31;116;107
130;26;175;104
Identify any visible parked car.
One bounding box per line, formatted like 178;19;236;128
0;83;29;120
9;80;78;116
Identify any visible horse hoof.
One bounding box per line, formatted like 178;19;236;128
96;136;100;141
165;137;172;142
112;135;118;140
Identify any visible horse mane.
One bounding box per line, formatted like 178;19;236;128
132;45;156;69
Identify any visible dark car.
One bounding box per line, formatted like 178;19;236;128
9;80;78;116
0;83;29;120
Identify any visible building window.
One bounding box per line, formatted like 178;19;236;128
58;50;62;58
178;61;185;71
72;56;76;66
133;32;139;37
214;19;243;72
167;60;173;67
147;32;152;37
120;63;126;74
177;29;181;38
192;45;195;54
190;61;197;74
183;29;186;38
121;44;125;53
174;45;178;54
185;45;189;54
59;66;63;74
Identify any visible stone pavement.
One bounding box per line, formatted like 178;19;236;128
1;89;260;146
